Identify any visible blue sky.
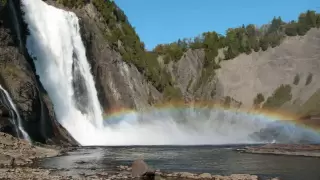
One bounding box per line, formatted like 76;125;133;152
114;0;320;50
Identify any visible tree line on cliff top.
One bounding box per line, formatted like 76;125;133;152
57;0;320;100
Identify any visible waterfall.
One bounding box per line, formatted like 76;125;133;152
0;85;31;142
19;0;320;146
21;0;104;144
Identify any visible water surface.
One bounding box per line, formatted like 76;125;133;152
39;145;320;180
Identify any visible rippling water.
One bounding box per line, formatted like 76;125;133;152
39;145;320;180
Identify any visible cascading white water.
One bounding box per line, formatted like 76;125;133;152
20;0;320;146
21;0;104;144
0;85;31;142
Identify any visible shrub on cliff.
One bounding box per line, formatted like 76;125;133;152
163;85;182;101
0;0;7;6
153;10;319;65
253;93;265;106
92;0;177;98
57;0;85;8
305;73;313;86
284;10;319;36
293;74;300;85
263;84;292;109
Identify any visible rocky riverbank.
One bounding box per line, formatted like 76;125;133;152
239;144;320;157
0;132;283;179
113;160;283;180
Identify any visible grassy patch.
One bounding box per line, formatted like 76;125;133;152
163;86;182;101
224;96;231;108
262;84;292;109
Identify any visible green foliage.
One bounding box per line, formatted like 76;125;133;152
91;1;318;101
202;32;224;65
92;0;176;98
293;74;300;85
263;84;292;109
163;85;182;101
153;38;192;63
56;0;85;8
193;66;217;92
149;10;317;95
224;96;231;108
285;21;298;36
0;0;7;6
153;32;224;64
223;17;284;59
253;93;265;106
284;10;319;36
305;73;313;86
259;37;269;51
317;14;320;28
154;10;318;64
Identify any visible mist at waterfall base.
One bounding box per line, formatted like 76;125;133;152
21;0;320;146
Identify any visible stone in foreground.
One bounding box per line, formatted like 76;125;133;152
131;159;155;179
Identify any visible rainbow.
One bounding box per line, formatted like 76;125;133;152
102;101;320;132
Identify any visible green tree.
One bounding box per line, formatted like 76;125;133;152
189;35;204;49
305;10;317;28
254;93;265;106
89;2;319;101
297;13;310;36
268;17;284;34
316;14;320;28
285;21;298;36
267;32;282;48
259;37;269;51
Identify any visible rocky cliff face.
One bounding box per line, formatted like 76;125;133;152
1;0;318;145
216;28;320;114
0;0;77;145
55;1;320;117
169;28;320;115
1;0;162;145
74;3;162;111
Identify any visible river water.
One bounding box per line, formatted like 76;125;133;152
38;145;320;180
